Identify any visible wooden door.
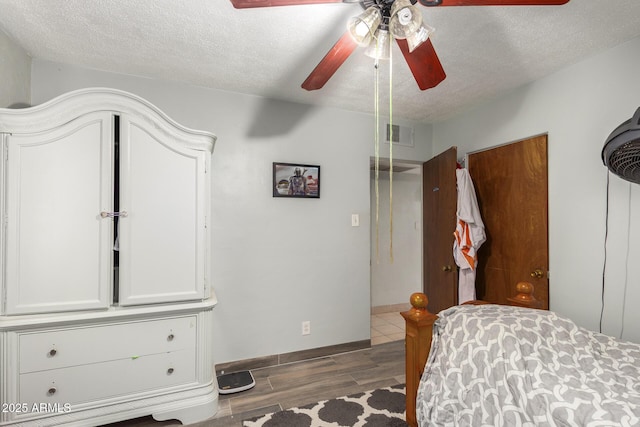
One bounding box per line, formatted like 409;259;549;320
468;135;549;309
423;147;458;313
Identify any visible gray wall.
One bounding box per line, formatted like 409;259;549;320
433;36;640;343
0;29;30;108
29;60;433;364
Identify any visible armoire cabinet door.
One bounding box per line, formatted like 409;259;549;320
117;115;208;305
4;112;114;315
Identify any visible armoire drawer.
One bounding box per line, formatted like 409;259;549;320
18;316;197;373
18;348;196;407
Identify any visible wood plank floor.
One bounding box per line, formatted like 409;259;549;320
106;339;405;427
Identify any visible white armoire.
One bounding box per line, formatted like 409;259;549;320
0;88;218;426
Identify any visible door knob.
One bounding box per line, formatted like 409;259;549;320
530;269;545;279
442;265;452;272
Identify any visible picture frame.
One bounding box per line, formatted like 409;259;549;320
273;162;320;198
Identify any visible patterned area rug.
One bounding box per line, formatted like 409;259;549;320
242;384;407;427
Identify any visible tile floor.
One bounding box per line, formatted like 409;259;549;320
370;307;408;345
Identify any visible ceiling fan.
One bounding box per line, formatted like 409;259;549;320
230;0;570;91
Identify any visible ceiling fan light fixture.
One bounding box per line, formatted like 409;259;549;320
365;28;391;60
406;23;435;53
347;6;382;46
389;0;423;40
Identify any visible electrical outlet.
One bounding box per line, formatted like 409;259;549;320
302;321;311;335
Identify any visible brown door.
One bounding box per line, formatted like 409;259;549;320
468;135;549;309
423;147;458;313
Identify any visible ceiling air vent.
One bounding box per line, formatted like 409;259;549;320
602;107;640;185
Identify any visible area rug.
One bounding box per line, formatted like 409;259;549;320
242;383;407;427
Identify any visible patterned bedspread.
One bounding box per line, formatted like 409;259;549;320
417;304;640;426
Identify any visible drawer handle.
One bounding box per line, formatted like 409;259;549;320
167;334;175;341
100;210;128;218
48;349;57;357
167;368;174;375
48;387;57;395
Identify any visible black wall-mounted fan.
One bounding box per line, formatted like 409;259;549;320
602;107;640;185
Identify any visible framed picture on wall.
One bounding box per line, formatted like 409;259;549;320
273;162;320;198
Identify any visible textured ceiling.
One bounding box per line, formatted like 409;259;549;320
1;0;640;123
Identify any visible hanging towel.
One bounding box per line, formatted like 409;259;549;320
453;168;486;303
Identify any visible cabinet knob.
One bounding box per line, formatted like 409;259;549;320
48;349;57;357
47;387;57;395
167;334;174;341
167;368;174;375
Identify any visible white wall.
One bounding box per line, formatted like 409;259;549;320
432;36;640;343
29;60;433;363
0;29;30;108
370;170;422;307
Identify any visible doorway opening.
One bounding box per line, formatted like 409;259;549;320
369;157;423;345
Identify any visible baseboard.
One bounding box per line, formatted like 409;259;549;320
215;339;371;376
371;303;411;315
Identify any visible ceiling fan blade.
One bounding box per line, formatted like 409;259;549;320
230;0;343;8
396;38;446;91
302;32;358;91
418;0;569;6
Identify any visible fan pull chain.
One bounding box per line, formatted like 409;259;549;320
388;44;394;263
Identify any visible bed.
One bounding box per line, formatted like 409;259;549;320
402;283;640;427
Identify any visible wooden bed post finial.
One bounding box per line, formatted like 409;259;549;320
507;281;542;309
410;292;428;310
